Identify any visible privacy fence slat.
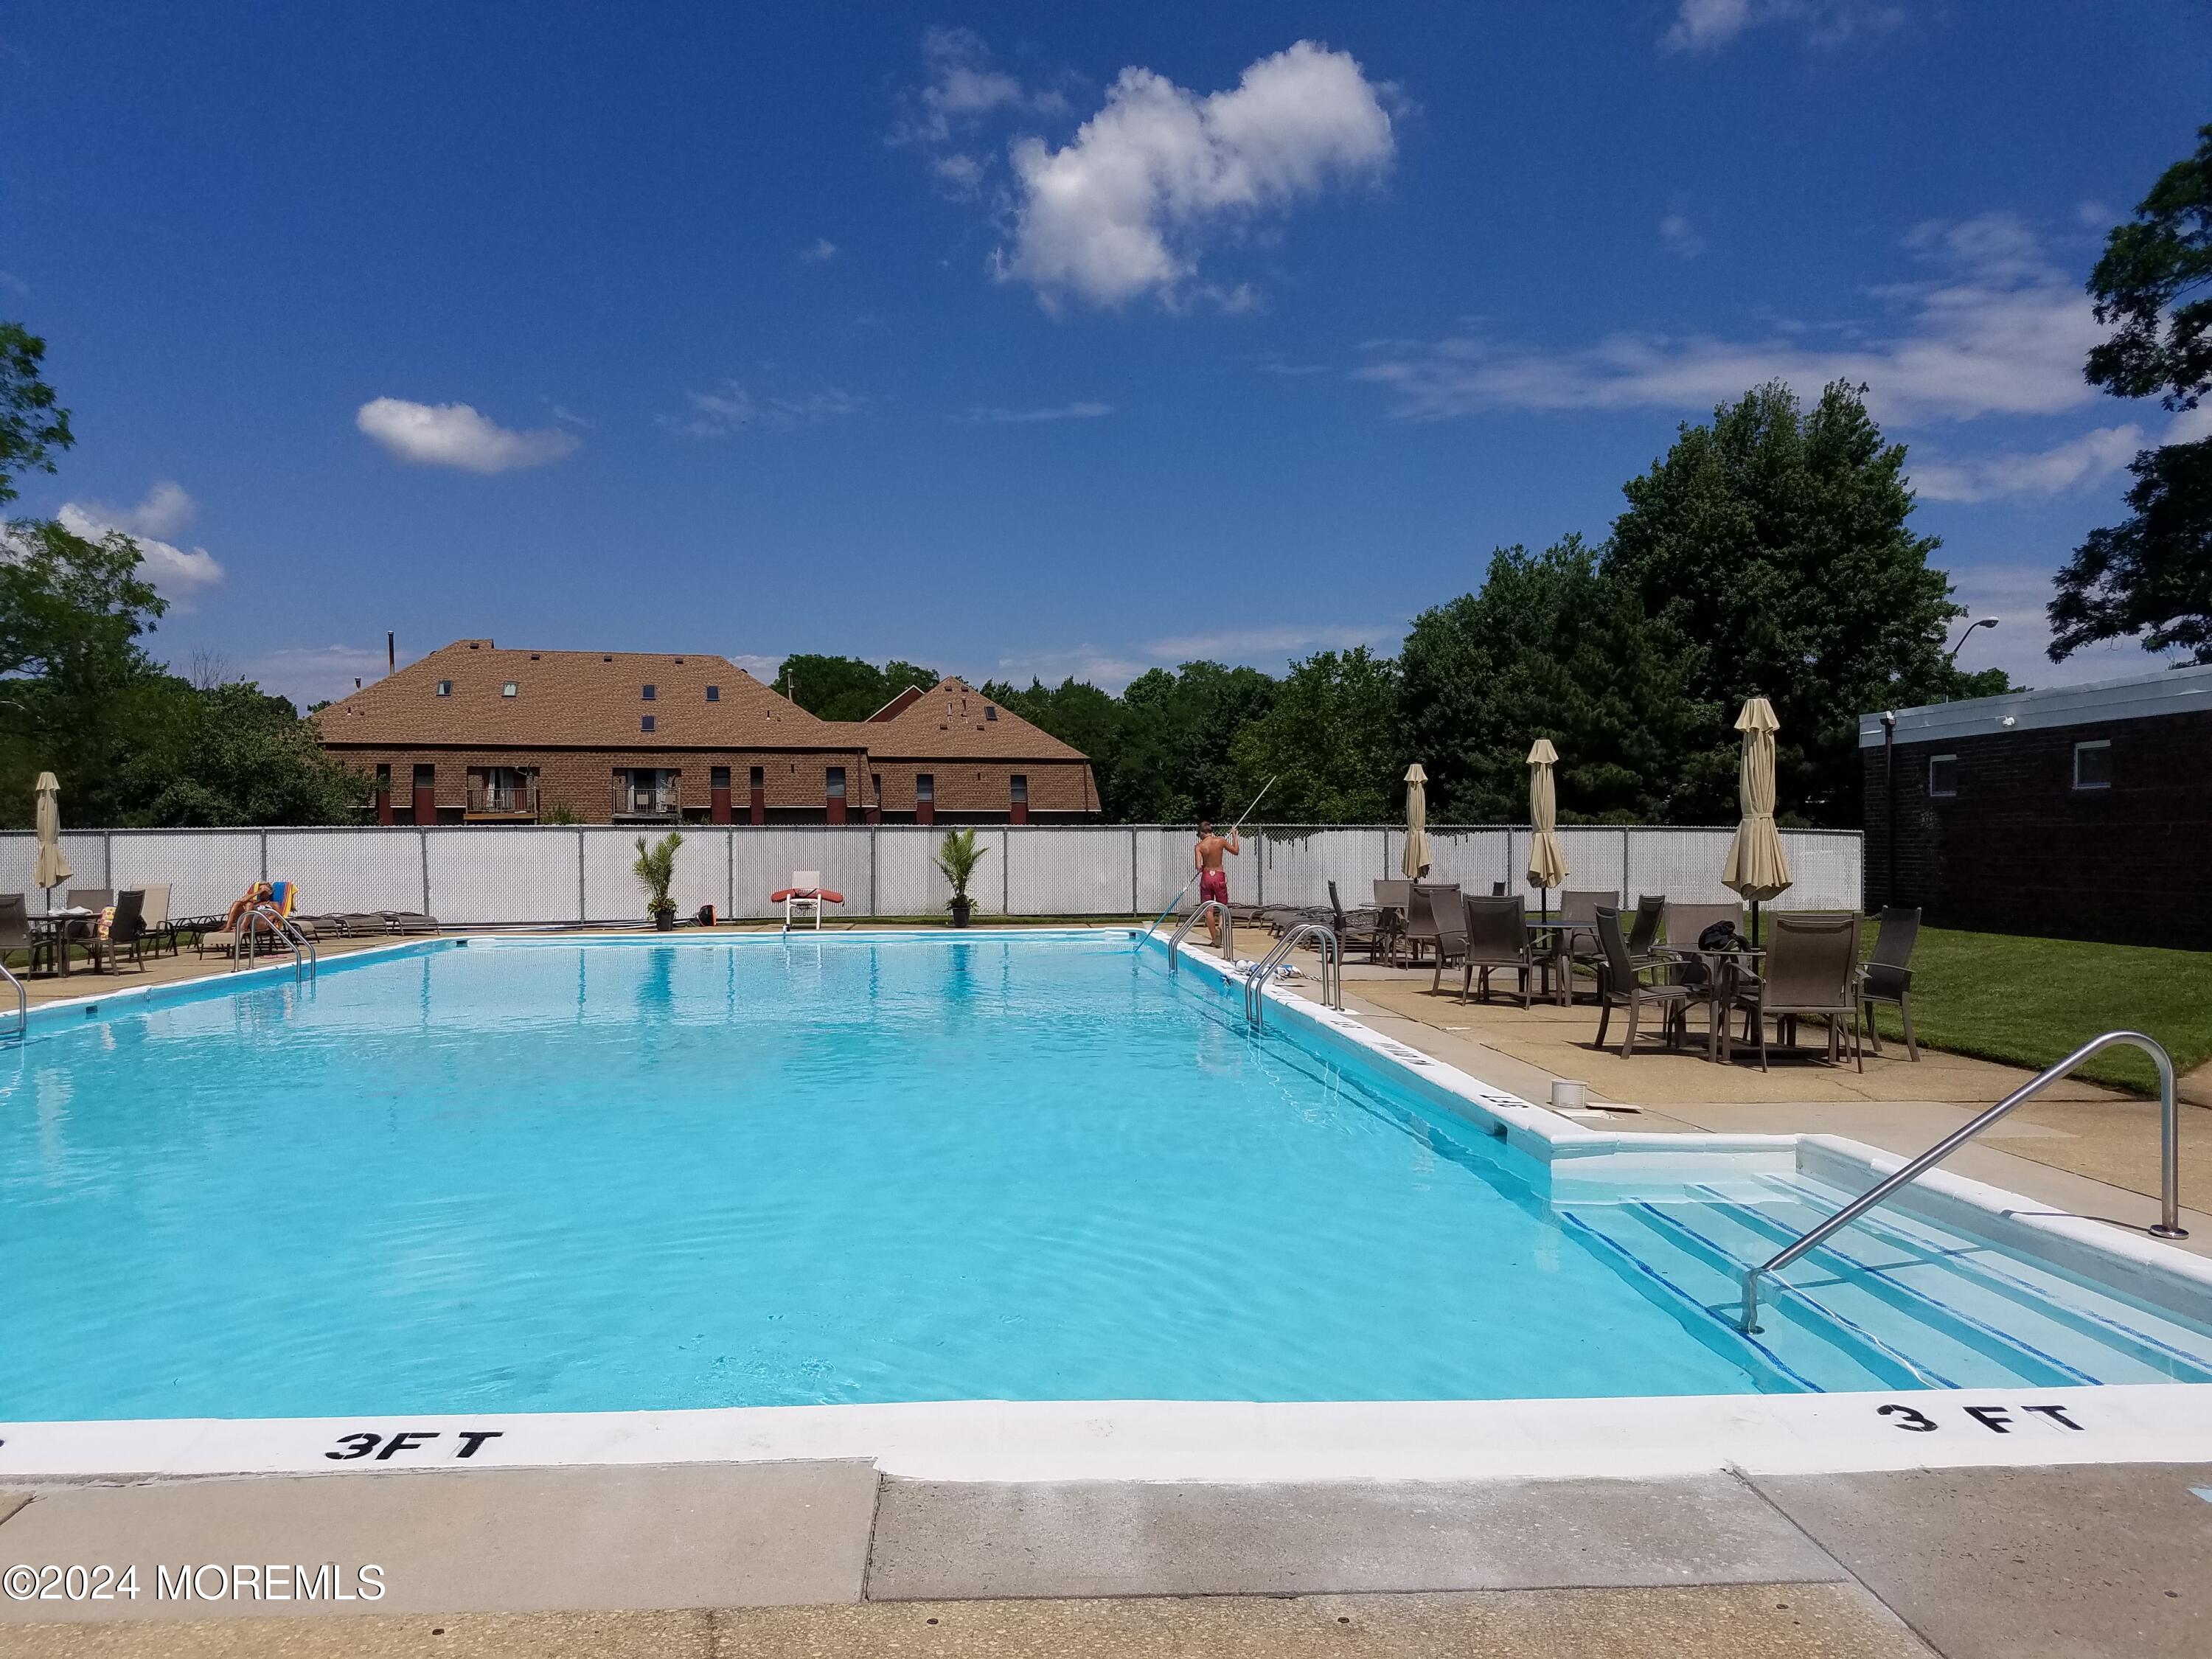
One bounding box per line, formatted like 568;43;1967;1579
0;825;1863;924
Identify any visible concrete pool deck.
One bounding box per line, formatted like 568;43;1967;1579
5;925;2210;1655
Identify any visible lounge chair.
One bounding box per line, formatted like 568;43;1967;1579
1731;913;1863;1072
88;889;150;975
1592;905;1696;1057
1857;905;1922;1060
1459;893;1537;1008
775;870;843;931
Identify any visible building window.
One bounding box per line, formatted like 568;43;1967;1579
871;773;882;801
711;765;730;790
641;684;656;701
436;680;452;697
706;684;720;702
1010;773;1028;805
827;766;846;800
748;765;764;790
501;681;518;698
985;705;998;722
641;714;655;734
1927;755;1958;798
917;773;935;804
2073;740;2112;790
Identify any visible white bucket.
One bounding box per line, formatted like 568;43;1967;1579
1549;1079;1589;1112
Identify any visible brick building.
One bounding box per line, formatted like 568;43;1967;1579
1860;664;2212;946
315;640;1099;827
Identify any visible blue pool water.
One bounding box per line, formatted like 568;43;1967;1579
3;935;2207;1421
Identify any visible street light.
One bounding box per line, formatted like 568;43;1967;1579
1945;616;1998;665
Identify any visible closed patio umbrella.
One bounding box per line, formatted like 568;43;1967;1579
1526;740;1568;917
1722;697;1792;941
1401;763;1430;880
33;771;70;897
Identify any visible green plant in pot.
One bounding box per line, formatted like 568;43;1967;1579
633;830;684;930
934;826;987;928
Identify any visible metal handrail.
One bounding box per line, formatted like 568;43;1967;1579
1739;1029;2188;1332
1167;901;1234;969
1245;924;1342;1028
232;904;316;979
0;959;25;1041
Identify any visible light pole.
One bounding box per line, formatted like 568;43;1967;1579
1945;616;1998;666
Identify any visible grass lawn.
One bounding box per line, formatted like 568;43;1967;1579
1861;922;2212;1094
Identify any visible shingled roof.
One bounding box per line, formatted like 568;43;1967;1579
830;677;1088;762
315;640;857;751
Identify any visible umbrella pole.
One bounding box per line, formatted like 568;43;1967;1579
1750;900;1760;947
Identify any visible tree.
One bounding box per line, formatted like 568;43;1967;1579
2051;125;2212;664
1399;538;1718;824
775;654;942;721
1606;381;1972;825
1228;646;1403;823
0;322;72;505
109;680;372;827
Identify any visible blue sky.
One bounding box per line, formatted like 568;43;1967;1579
4;1;2208;706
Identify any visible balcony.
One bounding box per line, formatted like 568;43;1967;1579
466;782;540;821
612;781;684;821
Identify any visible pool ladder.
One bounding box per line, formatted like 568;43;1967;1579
232;903;319;981
1739;1029;2187;1333
1166;900;1234;970
0;959;24;1042
1245;924;1342;1029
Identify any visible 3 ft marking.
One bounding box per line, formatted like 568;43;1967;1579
324;1430;504;1462
1877;1402;2084;1434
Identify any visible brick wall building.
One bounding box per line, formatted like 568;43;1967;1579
1860;664;2212;946
315;640;1099;827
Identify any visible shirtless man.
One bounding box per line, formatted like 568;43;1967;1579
1193;819;1239;947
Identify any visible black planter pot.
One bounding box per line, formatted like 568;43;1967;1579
653;909;675;931
949;897;973;928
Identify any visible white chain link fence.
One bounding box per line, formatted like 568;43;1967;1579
0;824;1864;925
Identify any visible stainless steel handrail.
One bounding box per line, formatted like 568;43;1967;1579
1167;900;1234;969
0;959;25;1040
1739;1029;2188;1332
232;904;315;979
1245;924;1341;1028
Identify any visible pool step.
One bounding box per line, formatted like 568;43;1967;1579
1562;1175;2212;1394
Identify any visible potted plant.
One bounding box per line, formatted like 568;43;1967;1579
934;826;987;928
633;830;684;930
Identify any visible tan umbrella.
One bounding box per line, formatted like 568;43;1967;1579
1722;697;1792;939
1401;763;1431;880
33;771;71;895
1526;740;1568;913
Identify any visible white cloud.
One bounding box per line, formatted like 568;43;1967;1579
1665;1;1905;52
2166;403;2212;445
990;644;1155;690
1910;425;2143;504
77;478;198;540
355;398;580;473
1356;212;2107;427
244;644;397;709
994;619;1400;691
951;401;1114;423
1658;212;1705;258
801;238;838;263
931;153;987;193
1941;562;2185;687
54;501;223;601
996;41;1395;310
664;381;867;439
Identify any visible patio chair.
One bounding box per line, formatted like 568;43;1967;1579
1857;905;1923;1061
1732;913;1863;1073
1557;888;1618;994
0;893;46;976
778;870;844;931
1326;881;1387;961
1414;886;1469;994
133;881;178;957
1660;901;1744;953
1373;880;1412;965
1459;893;1537;1008
1593;905;1697;1057
88;889;150;975
1402;883;1461;970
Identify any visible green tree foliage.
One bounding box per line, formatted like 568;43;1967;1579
775;654;942;721
1400;537;1719;824
109;680;370;827
1606;381;1973;824
0;323;72;505
1228;646;1403;823
2051;126;2212;664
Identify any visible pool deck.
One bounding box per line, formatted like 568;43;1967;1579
6;925;2210;1656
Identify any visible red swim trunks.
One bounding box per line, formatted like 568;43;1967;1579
1198;869;1228;904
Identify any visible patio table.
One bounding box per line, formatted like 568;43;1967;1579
1671;946;1764;1062
1523;918;1575;1006
27;908;97;978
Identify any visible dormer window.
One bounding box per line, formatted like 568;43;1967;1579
501;681;518;698
641;684;657;701
706;685;720;702
436;680;453;697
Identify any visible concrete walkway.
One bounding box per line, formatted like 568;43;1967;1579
3;1461;2208;1655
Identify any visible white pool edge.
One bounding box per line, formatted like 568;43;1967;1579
4;926;2208;1487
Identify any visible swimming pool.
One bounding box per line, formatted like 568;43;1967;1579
2;932;2208;1423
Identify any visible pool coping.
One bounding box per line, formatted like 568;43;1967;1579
4;926;2209;1489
